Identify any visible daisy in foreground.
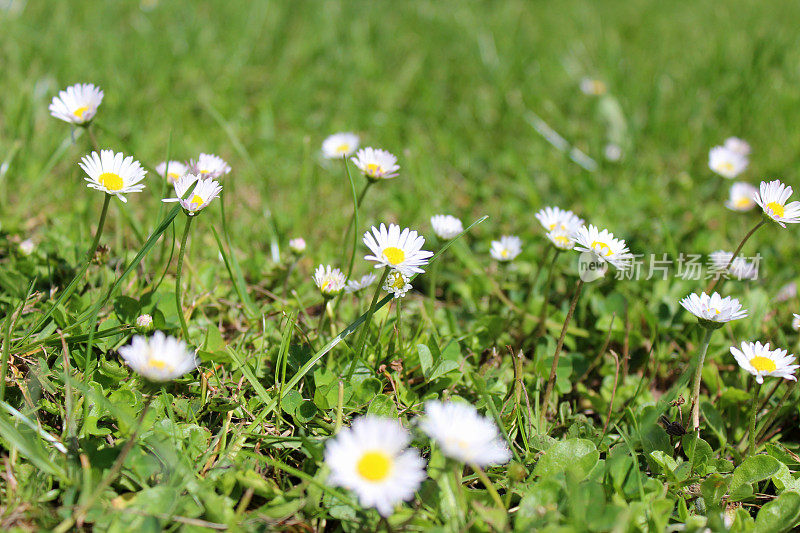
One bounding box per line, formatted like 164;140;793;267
708;145;748;179
430;214;463;240
731;341;798;384
118;331;198;382
420;401;511;466
345;273;377;294
324;416;426;517
313;265;347;297
191;153;231;178
753;179;800;227
572;224;631;270
162;174;222;214
49;83;104;125
322;132;360;159
79;150;147;202
725;182;758;212
490;235;522;262
363;223;433;276
680;292;748;327
383;270;411;298
351;147;399;180
155;161;188;184
535;206;584;233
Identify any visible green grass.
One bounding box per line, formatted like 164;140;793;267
3;0;800;530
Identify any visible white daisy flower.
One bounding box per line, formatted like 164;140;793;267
604;143;622;162
730;341;798;384
313;265;347;297
118;331;198;382
78;150;147;202
288;238;306;254
571;225;631;270
345;273;377;294
777;282;798;302
191;153;231;178
135;314;153;329
430;214;463;240
535;206;584;233
351;147;399;180
420;400;511;466
49;83;104;125
155;160;188;184
383;270;411;299
162;174;222;215
709;250;758;280
490;235;522;262
580;78;607;96
753;179;800;227
680;292;748;326
18;239;35;256
546;229;574;250
322;132;360;159
792;313;800;331
708;146;748;179
363;223;433;276
324;416;426;517
725;182;758;212
724;137;751;157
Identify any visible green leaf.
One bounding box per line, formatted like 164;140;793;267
417;343;433;380
366;394;399;418
755;491;800;532
533;438;598;479
730;455;782;499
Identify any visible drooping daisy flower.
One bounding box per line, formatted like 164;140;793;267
725;137;751;157
324;416;426;517
725;182;758;212
430;214;463;240
730;341;798;384
79;150;147;202
490;235;522;262
571;225;631;270
792;314;800;331
191;153;231;178
313;265;347;297
580;78;607;96
546;229;574;250
322;132;360;159
346;273;377;294
155;161;188;184
708;146;748;179
351;148;399;180
709;250;758;280
118;331;198;382
49;83;104;125
680;292;748;327
753;179;800;227
162;174;222;215
383;270;411;299
535;206;584;233
363;224;433;276
288;238;306;254
420;400;511;466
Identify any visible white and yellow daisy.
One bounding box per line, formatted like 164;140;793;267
709;250;758;281
313;265;347;297
289;238;306;255
708;146;748;179
580;78;607;96
754;179;800;227
49;83;104;125
383;270;411;299
725;182;758;212
155;160;188;184
324;416;426;517
79;150;147;202
162;174;222;214
725;137;751;157
535;206;584;233
680;292;748;326
346;273;377;294
420;400;511;466
430;214;463;240
490;235;522;262
118;331;198;382
546;229;574;250
363;223;433;276
191;153;231;178
322;132;360;159
730;341;798;384
792;313;800;331
351;147;399;180
571;225;631;270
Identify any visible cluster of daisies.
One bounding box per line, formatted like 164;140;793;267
325;401;510;517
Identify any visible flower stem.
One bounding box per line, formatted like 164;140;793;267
347;267;390;379
541;278;584;425
706;219;766;293
85;123;101;152
317;296;331;335
175;216;194;339
535;250;561;338
470;463;505;512
690;328;714;433
87;194;111;262
747;380;762;457
343;162;370;281
395;298;402;353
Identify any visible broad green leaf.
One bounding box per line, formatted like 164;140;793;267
755;491;800;532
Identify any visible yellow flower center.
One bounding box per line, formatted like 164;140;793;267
188;194;204;209
501;249;509;258
553;235;571;247
717;161;734;173
383;247;405;265
734;197;752;209
167;172;180;181
766;201;785;218
591;240;612;256
73;106;90;119
750;356;777;373
148;358;172;370
98;172;124;191
390;274;405;290
336;144;350;154
356;450;392;482
366;163;383;176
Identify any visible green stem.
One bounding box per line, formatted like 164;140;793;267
176;216;194;339
317;297;331;335
87;194;111;262
470;463;506;511
85;123;101;152
706;219;766;293
395;298;402;353
535;250;561;338
747;381;762;457
0;309;14;402
343;164;370;282
347;267;390;379
690;328;714;433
